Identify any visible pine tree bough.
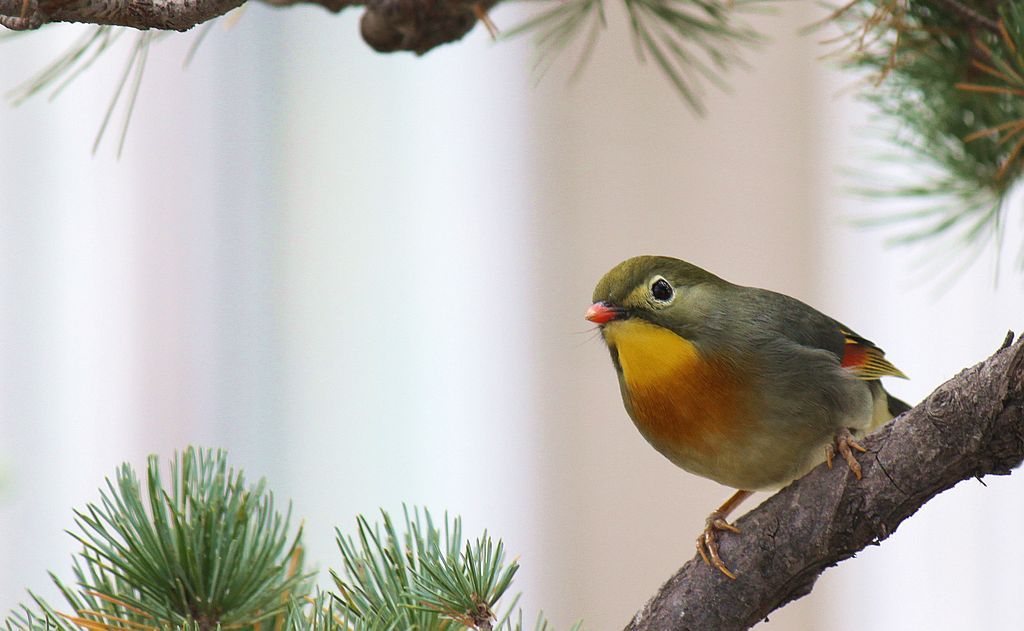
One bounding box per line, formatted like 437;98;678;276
625;331;1024;631
0;0;246;30
0;0;496;54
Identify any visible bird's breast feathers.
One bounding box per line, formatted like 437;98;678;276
601;318;752;467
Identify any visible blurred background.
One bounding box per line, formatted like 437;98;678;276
1;2;1022;628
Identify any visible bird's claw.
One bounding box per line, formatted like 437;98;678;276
826;427;867;479
696;512;740;579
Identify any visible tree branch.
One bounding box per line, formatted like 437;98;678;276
625;332;1024;631
0;0;495;55
0;0;245;30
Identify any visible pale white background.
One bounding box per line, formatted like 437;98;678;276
1;2;1022;629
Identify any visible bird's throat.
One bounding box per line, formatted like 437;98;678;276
602;319;702;383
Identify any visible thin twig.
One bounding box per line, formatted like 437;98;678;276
931;0;999;34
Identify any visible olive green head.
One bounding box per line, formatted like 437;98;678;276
591;256;721;305
586;256;729;333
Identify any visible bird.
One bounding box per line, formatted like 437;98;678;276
585;255;909;579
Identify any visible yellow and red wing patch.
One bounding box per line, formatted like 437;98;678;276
840;329;908;380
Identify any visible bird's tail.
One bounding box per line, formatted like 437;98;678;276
867;383;912;432
885;388;912;417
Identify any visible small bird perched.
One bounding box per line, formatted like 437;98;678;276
585;256;909;578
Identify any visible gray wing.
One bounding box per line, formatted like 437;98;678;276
739;287;850;360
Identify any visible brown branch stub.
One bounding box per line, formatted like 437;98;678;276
258;0;353;15
1001;329;1015;350
625;333;1024;631
259;0;496;53
359;0;496;54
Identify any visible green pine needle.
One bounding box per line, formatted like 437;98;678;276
282;590;380;631
3;22;220;157
331;507;577;631
408;532;518;627
5;447;311;631
829;0;1024;272
4;455;577;631
507;0;775;113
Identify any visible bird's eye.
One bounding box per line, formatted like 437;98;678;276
651;278;674;302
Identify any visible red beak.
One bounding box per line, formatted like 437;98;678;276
585;302;625;324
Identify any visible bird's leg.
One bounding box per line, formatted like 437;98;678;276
826;427;868;479
696;489;752;580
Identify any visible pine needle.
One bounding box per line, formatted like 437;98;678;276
5;448;313;631
827;0;1024;276
5;22;215;156
507;0;773;113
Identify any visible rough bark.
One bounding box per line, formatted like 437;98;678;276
0;0;494;54
0;0;246;30
625;331;1024;631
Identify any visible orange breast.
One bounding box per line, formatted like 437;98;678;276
602;319;749;463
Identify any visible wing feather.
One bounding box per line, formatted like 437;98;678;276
839;329;908;380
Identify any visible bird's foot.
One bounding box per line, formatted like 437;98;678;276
696;511;741;580
826;427;867;479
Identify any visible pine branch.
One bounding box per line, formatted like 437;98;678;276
0;0;507;151
625;331;1024;630
831;0;1024;270
330;507;576;631
0;0;495;55
0;0;245;31
5;448;313;631
4;452;579;631
1;0;779;113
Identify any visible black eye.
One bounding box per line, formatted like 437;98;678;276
651;278;673;302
